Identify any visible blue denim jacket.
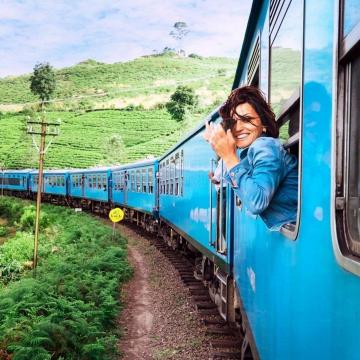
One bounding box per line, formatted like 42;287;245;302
224;136;298;230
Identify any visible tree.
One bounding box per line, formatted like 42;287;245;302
30;62;56;107
166;86;198;121
169;22;189;55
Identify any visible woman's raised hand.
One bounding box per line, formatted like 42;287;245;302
204;121;239;169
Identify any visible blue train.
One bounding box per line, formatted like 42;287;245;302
1;0;360;358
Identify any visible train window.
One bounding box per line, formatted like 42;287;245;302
336;4;360;261
118;173;121;191
166;159;170;195
170;157;175;195
56;177;60;186
269;0;302;237
159;165;162;194
7;177;21;186
270;0;302;142
103;175;107;190
247;36;260;87
148;168;153;193
180;150;184;196
344;0;360;37
174;153;180;196
142;168;147;192
136;170;141;192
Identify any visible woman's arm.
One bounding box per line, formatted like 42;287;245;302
225;138;283;215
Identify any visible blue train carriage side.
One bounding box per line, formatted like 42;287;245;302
0;169;31;197
111;159;158;231
29;170;69;204
158;108;236;321
227;0;360;359
68;168;111;214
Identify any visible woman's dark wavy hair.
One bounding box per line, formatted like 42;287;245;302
219;86;279;138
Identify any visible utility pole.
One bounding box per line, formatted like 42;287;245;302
27;109;60;275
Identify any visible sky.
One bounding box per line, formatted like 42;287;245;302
0;0;252;78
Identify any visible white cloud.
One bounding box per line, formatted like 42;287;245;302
0;0;251;77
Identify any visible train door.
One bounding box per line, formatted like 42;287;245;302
209;158;227;254
124;171;128;205
81;174;85;197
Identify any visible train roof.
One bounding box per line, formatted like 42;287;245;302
232;0;262;89
111;158;158;171
66;167;111;174
30;169;70;175
2;169;33;174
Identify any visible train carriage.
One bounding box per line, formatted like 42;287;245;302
226;0;360;359
0;170;30;195
158;108;237;319
29;170;69;205
111;159;158;230
67;168;111;213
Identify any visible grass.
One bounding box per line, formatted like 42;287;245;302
0;196;132;359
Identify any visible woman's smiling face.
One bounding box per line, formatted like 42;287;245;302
231;102;264;148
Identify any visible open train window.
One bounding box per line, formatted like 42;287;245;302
335;0;360;266
142;168;147;192
148;168;153;193
174;153;180;196
180;150;184;196
247;36;260;87
136;170;141;192
166;159;170;195
269;0;303;238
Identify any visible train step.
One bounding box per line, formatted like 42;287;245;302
206;327;236;336
195;301;217;310
203;318;226;326
192;295;210;302
211;339;243;349
198;308;219;316
210;351;241;359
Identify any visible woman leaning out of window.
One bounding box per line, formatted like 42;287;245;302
204;86;298;231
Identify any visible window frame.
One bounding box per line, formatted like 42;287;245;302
268;0;304;241
333;0;360;274
148;167;154;194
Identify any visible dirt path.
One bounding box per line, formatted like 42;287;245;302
118;241;154;359
117;224;211;360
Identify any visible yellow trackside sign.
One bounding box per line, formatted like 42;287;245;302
109;208;124;223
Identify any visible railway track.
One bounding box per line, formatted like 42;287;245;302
126;222;249;360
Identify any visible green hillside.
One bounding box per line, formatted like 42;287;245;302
0;53;237;169
0;54;236;110
0;107;214;169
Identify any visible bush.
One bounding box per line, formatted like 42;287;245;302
19;206;50;232
188;53;203;59
0;197;132;359
0;226;7;237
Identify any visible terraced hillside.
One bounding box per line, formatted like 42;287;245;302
0;108;212;169
0;54;236;169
